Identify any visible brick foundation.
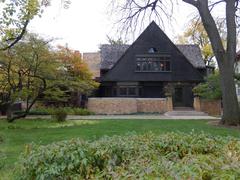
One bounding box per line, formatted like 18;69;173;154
87;98;171;115
194;97;221;116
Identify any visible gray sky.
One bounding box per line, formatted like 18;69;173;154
28;0;199;52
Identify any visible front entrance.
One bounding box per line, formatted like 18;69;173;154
173;85;193;107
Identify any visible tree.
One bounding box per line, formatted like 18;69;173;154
193;72;222;100
177;19;227;66
52;46;99;107
0;0;49;50
112;0;240;125
106;35;128;45
0;34;58;122
0;34;98;122
0;0;70;51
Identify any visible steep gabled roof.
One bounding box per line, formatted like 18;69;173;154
100;44;205;70
176;45;206;68
100;21;204;82
100;44;129;69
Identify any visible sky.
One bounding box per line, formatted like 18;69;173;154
28;0;198;53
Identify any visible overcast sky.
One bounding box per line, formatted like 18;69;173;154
29;0;198;52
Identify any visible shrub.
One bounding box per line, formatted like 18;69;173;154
72;108;93;115
19;132;240;179
193;73;222;100
51;108;67;122
14;107;93;116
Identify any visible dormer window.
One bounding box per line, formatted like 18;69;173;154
135;55;171;72
148;47;158;53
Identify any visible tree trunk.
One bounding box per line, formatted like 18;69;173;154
218;57;240;125
6;103;14;122
182;0;240;125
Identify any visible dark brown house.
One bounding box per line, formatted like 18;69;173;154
96;21;206;108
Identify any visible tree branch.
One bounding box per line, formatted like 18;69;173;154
182;0;198;7
0;18;30;51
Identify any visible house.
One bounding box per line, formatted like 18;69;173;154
82;52;101;79
86;21;206;108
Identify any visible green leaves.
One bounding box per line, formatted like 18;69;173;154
0;0;47;50
193;72;222;100
19;132;240;179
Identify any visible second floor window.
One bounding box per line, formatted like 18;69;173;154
136;55;171;72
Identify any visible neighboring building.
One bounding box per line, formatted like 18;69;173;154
89;21;206;108
82;52;101;79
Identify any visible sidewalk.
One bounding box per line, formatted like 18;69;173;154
16;113;218;120
66;114;219;120
0;112;219;120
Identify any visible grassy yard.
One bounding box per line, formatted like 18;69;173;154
0;118;239;179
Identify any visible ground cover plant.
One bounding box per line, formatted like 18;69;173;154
19;132;240;179
0;119;239;179
14;107;94;116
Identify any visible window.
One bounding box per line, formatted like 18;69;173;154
118;86;138;96
119;87;127;96
148;47;158;53
128;87;137;96
135;55;171;72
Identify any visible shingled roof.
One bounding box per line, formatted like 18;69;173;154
100;44;129;69
176;44;206;68
100;44;205;70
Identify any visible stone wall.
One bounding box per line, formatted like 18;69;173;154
137;98;167;113
87;98;137;114
87;98;171;115
194;97;221;116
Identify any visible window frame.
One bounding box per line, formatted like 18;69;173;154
135;54;171;72
117;86;138;97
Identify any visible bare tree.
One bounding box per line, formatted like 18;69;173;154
112;0;240;125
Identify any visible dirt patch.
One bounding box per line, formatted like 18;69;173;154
208;120;240;130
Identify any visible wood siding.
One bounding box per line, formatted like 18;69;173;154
100;22;204;83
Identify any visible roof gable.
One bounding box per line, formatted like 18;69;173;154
101;21;205;82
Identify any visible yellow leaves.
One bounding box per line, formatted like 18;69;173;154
56;46;94;79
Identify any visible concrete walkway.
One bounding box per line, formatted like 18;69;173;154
66;114;219;120
18;114;219;120
1;110;219;120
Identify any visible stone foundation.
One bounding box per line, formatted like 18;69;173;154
137;98;167;113
87;98;172;115
194;97;221;116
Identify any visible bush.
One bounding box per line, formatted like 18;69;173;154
193;72;222;100
14;107;93;116
14;108;50;115
51;108;67;122
19;132;240;179
72;108;93;115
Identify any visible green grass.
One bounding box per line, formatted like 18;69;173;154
0;118;239;179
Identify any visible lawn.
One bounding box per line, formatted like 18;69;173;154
0;118;239;179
